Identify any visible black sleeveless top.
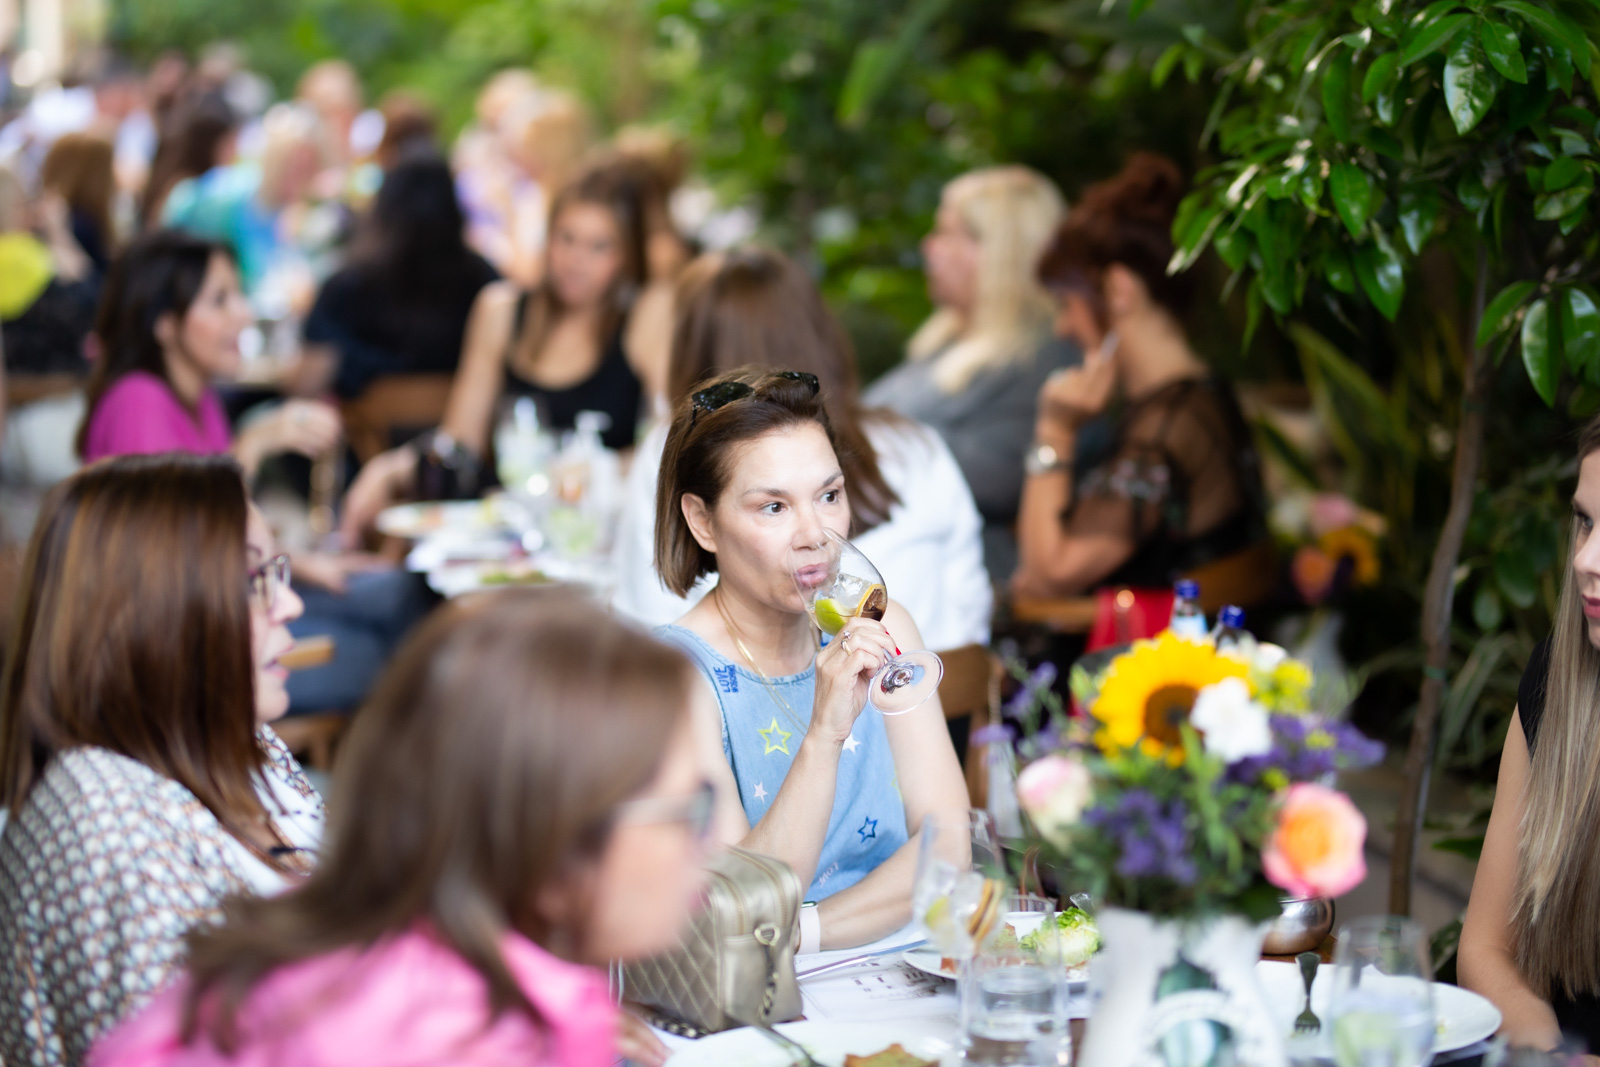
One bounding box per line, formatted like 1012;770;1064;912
1516;637;1600;1052
502;295;643;451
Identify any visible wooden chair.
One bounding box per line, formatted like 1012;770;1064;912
270;636;349;772
340;374;455;465
6;372;83;409
936;643;1004;810
1009;540;1280;632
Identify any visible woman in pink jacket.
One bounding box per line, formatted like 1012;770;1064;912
90;589;710;1067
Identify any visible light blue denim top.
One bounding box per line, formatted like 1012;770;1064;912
655;624;908;900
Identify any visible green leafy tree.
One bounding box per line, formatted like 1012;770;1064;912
1099;0;1600;911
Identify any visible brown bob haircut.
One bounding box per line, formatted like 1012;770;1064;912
655;368;838;597
1035;152;1195;324
667;246;898;533
0;453;266;831
177;588;695;1049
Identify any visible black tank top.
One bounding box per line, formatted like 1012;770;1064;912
502;294;643;451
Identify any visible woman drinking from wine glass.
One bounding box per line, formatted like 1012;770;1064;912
1460;414;1600;1054
654;369;969;951
90;589;708;1067
0;454;323;1067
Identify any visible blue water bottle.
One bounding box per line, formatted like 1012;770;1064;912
1168;580;1208;642
1209;604;1254;655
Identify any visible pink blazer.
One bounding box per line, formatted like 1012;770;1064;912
89;927;618;1067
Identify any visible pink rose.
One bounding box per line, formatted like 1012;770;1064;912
1263;783;1367;899
1018;755;1092;847
1308;494;1361;539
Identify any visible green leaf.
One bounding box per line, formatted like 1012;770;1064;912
1330;162;1374;237
1563;287;1600;374
1563;204;1591;235
1325;246;1358;295
1495;549;1539;608
1362;52;1404;124
1214;226;1251;271
1477;280;1537;346
1355;235;1405;320
1153;42;1184;89
1323;47;1356;142
836;0;952;128
1546;156;1585;191
1444;32;1500;134
1472;584;1504;630
1522;297;1557;406
1537;182;1592;220
1433;835;1486;861
1399;187;1441;254
1478;20;1528;83
1457;170;1490;214
1169;202;1222;273
1498;1;1591;77
1401;12;1473;66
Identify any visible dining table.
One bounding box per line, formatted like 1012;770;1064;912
637;923;1497;1067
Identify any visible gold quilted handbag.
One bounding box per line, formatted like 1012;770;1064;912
622;845;803;1036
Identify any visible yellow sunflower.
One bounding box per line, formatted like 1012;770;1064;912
1091;632;1252;762
1317;526;1380;586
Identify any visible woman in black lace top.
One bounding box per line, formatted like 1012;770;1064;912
1011;154;1263;598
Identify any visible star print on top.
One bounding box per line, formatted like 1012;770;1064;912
758;717;792;757
654;624;907;902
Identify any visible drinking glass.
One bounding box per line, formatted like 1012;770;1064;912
1326;916;1435;1067
789;529;943;714
912;809;1004;960
963;892;1070;1063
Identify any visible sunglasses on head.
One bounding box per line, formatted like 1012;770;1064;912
689;371;820;428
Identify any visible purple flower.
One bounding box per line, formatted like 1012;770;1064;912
1084;790;1196;886
972;723;1017;747
1004;661;1060;720
1226;715;1384;785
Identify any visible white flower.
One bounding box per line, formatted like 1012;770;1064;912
1017;755;1093;847
1190;677;1273;763
1252;643;1290;673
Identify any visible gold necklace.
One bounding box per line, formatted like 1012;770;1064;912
714;587;810;736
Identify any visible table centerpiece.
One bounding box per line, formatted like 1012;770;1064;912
1001;632;1383;1067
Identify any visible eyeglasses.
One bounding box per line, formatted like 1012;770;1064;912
689;371;820;427
248;553;291;611
615;780;717;841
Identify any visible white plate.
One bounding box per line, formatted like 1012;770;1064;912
426;559;554;598
376;499;502;539
665;1020;957;1066
901;948;1089;990
1256;960;1501;1057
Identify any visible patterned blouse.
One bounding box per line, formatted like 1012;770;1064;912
0;728;324;1067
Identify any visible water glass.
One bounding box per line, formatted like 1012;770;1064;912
961;892;1070;1065
1326;916;1435;1067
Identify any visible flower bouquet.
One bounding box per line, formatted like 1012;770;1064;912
1002;633;1383;1067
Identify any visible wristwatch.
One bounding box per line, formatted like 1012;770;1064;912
1024;441;1070;476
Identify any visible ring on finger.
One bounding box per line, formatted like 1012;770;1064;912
841;630;853;650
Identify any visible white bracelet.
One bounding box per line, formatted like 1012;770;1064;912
798;902;821;954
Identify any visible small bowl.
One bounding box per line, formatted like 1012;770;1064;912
1262;896;1335;955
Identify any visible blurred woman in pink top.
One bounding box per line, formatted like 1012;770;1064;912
90;589;711;1067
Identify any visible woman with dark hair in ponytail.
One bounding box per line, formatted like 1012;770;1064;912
1012;153;1264;599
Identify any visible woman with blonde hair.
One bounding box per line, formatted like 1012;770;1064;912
865;165;1079;581
1460;414;1600;1052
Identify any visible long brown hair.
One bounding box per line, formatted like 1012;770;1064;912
512;160;651;375
668;247;898;533
656;369;838;597
40;131;115;258
1515;415;1600;997
179;589;694;1050
0;454;266;833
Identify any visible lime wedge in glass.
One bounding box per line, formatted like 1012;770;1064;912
813;597;851;635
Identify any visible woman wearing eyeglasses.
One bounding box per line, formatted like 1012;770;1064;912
654;369;969;951
91;590;709;1067
0;454;324;1067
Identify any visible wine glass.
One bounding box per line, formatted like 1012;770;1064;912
1326;916;1435;1067
789;529;943;714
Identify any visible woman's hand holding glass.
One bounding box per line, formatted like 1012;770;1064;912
809;618;895;745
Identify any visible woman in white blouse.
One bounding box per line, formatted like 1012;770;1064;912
611;246;992;650
0;453;325;1067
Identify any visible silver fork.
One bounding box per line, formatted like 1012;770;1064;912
1295;950;1322;1035
749;1019;826;1067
